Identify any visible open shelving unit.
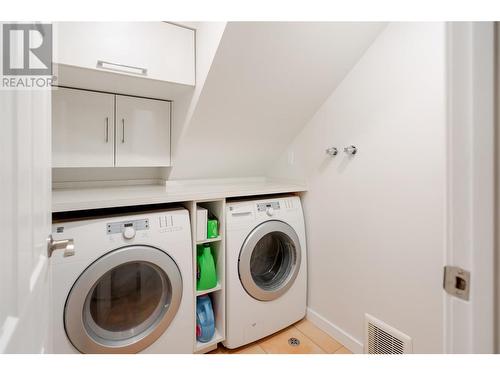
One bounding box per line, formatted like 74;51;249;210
183;199;226;354
195;235;222;245
195;282;222;296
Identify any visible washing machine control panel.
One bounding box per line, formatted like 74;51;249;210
257;201;280;212
106;219;149;235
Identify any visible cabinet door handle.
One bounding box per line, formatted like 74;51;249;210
97;60;148;76
122;119;125;143
105;117;109;142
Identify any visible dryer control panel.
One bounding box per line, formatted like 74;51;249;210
227;196;300;224
106;219;149;235
257;201;280;212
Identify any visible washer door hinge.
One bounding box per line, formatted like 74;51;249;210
443;266;470;301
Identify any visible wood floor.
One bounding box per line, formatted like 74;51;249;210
209;319;353;354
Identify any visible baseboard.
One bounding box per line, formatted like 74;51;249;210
306;308;364;354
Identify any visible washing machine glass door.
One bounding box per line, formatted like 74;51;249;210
238;220;301;301
65;245;182;353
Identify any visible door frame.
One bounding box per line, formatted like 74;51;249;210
496;22;500;355
445;21;495;354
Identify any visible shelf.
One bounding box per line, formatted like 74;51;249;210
52;177;306;212
196;236;222;245
196;282;222;296
187;199;227;354
195;329;224;352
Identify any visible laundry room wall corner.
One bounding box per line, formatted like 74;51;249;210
267;22;447;353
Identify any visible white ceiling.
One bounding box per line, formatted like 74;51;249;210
170;22;386;179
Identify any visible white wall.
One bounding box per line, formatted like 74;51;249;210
268;23;447;353
170;22;227;164
169;22;385;179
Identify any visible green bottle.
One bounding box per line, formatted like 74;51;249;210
197;244;217;291
207;219;219;239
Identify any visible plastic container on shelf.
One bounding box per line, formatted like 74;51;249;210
196;207;208;241
196;244;217;291
207;218;219;239
196;295;215;343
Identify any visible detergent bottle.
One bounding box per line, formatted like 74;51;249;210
196;244;217;291
196;295;215;343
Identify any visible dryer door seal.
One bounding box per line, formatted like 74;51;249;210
64;245;182;353
238;220;301;301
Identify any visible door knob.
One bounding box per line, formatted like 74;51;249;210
47;234;75;258
344;145;358;155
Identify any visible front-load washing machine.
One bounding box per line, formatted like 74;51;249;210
224;195;307;349
50;208;193;353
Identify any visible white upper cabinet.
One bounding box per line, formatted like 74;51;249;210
53;22;195;86
115;95;171;167
52;87;115;168
52;88;171;168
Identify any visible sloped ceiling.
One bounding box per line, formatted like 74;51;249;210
170;22;386;179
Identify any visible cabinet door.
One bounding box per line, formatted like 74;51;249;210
115;95;171;167
52;87;115;167
53;22;195;85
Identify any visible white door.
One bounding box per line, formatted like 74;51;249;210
52;87;115;168
115;95;171;167
0;87;52;352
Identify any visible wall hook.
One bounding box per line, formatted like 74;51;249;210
344;145;358;155
325;147;338;157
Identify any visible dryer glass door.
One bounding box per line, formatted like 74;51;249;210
64;245;182;353
238;220;301;301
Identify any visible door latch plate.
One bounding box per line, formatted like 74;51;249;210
443;266;470;301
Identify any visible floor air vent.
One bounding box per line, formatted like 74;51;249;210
364;314;412;354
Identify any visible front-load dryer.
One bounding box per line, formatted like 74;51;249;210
50;208;193;353
224;195;307;349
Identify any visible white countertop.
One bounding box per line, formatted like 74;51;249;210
52;178;307;212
